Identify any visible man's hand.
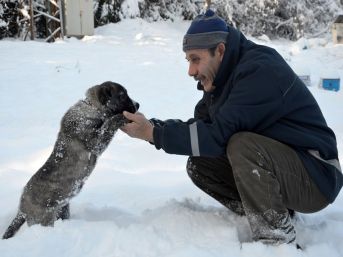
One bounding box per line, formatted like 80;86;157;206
120;111;154;143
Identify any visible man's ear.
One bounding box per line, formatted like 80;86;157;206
217;43;226;59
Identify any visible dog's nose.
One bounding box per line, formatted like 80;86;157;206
133;101;140;111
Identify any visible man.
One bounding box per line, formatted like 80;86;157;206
121;9;342;246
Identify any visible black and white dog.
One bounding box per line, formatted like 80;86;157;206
2;81;139;239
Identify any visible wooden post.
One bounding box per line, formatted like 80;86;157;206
59;0;65;38
29;0;34;40
205;0;211;10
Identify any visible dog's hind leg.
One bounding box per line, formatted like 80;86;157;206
2;212;26;239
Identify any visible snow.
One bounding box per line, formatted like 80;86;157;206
0;18;343;256
252;169;261;179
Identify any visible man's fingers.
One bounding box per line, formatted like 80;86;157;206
120;111;153;142
123;111;144;123
119;126;127;132
120;121;138;138
123;111;136;121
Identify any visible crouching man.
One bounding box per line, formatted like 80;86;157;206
121;9;342;246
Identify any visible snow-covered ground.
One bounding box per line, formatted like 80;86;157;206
0;19;342;257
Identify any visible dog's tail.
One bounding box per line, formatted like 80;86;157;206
2;212;26;239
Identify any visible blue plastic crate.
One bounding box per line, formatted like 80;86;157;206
321;78;340;91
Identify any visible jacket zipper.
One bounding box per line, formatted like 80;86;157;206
210;94;215;106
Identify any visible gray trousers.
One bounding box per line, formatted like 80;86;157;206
186;132;329;244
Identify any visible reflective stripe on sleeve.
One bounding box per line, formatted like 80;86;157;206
189;122;200;156
309;150;341;172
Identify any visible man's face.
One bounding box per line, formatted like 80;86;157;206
185;44;225;92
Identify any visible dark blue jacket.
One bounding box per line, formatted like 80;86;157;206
151;26;342;203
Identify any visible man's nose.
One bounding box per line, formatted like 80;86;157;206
188;63;197;77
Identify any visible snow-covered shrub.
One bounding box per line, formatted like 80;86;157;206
1;0;342;41
0;0;19;39
94;0;123;27
212;0;343;40
137;0;202;21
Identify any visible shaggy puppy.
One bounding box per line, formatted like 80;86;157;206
2;81;139;239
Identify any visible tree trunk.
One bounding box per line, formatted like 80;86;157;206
29;0;34;40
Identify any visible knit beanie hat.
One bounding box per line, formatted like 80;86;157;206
183;9;229;52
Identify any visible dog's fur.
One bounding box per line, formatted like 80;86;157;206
2;81;139;239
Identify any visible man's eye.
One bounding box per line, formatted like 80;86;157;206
186;57;200;63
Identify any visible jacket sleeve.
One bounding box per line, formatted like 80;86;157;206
194;92;211;121
153;64;290;157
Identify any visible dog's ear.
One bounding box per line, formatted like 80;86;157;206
96;83;117;106
96;82;125;114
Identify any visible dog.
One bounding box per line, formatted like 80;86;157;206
2;81;139;239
